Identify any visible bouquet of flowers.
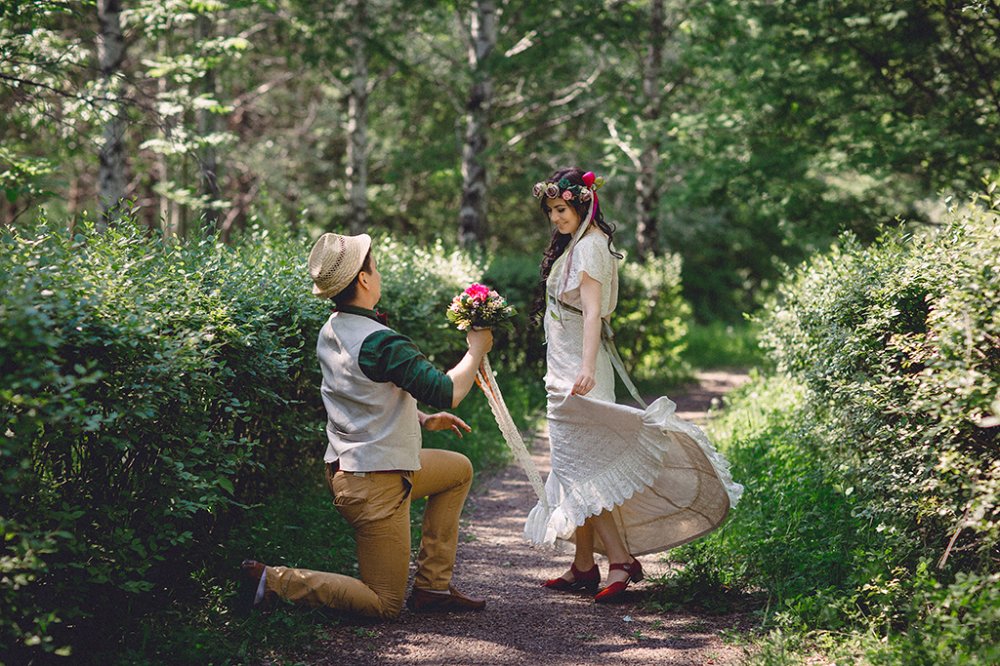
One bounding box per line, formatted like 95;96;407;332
446;283;516;332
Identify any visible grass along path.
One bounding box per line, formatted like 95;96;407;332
272;371;753;666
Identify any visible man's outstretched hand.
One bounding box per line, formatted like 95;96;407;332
419;411;472;438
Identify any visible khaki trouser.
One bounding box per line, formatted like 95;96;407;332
264;448;473;619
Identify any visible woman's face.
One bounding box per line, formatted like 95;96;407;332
545;196;582;236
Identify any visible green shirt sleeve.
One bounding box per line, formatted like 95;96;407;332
358;329;454;410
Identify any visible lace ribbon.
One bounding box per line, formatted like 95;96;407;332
475;355;550;510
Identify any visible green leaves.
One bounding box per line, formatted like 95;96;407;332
650;182;999;663
615;252;692;384
0;149;55;207
0;216;323;657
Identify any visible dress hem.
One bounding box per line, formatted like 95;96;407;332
523;395;744;552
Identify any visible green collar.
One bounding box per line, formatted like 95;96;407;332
335;303;387;325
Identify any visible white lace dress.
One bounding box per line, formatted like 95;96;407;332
523;231;744;555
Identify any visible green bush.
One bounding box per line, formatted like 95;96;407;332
1;217;325;660
759;190;1000;569
648;184;1000;664
481;252;547;375
0;215;540;662
614;252;692;385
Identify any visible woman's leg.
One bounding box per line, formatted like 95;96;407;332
573;521;596;571
588;510;635;585
544;520;597;583
551;521;596;582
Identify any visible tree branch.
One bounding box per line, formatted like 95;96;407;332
504;100;600;148
605;118;642;169
0;72;119;104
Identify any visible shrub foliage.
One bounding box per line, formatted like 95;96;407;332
615;252;691;384
1;218;333;659
760;191;1000;570
652;185;1000;664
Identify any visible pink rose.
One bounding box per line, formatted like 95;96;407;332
561;190;573;201
464;283;490;302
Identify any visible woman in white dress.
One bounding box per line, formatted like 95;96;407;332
524;167;743;602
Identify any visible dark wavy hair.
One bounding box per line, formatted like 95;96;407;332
530;166;622;324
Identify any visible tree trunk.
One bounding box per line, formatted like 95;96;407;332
155;36;178;237
458;0;496;249
346;0;369;235
197;14;221;233
635;0;664;261
97;0;127;229
178;153;189;238
68;170;82;229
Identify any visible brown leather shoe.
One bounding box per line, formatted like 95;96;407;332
406;585;486;613
237;559;276;615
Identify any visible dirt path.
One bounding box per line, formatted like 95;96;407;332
297;370;752;666
667;369;751;426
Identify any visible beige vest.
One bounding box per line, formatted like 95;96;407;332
317;311;421;471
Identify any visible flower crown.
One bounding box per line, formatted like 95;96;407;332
532;171;605;203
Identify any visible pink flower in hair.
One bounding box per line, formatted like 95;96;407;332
561;190;573;201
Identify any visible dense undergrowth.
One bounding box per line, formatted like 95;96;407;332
650;185;1000;665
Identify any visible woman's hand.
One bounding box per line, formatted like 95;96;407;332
572;366;596;396
419;411;472;438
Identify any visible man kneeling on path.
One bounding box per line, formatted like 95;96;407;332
242;232;493;618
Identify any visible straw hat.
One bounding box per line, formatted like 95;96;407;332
308;232;372;299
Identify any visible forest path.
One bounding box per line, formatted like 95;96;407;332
295;369;753;666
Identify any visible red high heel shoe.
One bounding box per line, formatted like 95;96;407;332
593;558;643;603
542;562;601;592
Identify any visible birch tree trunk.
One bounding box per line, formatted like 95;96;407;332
635;0;664;260
346;0;369;235
457;0;496;249
156;36;175;236
97;0;126;229
197;14;221;233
